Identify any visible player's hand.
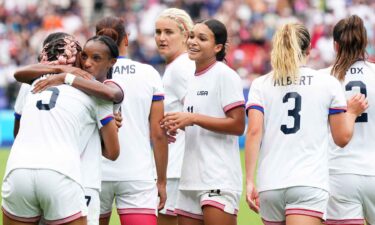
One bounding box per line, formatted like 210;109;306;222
161;112;194;133
166;130;177;144
58;65;93;80
114;112;122;130
32;73;65;93
347;93;368;116
246;182;260;213
157;180;167;210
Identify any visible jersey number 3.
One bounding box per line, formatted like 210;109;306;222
36;87;60;111
281;92;301;134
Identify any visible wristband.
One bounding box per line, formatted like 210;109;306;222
64;73;76;86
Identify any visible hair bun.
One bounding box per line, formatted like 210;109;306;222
97;28;119;44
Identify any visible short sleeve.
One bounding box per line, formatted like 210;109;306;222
95;98;114;129
150;67;165;101
329;77;347;115
246;78;264;115
220;69;245;113
14;84;31;120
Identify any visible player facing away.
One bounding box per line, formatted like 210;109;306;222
161;19;245;225
13;34;124;225
154;8;195;225
94;17;169;225
323;15;375;225
245;23;368;225
1;34;120;225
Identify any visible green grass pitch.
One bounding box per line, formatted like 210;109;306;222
0;148;262;225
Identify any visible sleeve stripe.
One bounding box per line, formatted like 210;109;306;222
103;80;124;104
223;101;245;112
329;108;346;115
246;104;264;115
152;95;165;101
100;115;114;126
14;113;21;120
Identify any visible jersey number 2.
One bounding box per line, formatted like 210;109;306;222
281;92;301;134
345;81;367;123
36;87;60;111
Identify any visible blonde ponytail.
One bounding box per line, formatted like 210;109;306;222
271;23;310;84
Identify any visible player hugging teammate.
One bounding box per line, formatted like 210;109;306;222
1;10;374;225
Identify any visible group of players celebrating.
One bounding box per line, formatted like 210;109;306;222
0;6;374;225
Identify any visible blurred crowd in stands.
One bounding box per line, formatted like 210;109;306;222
0;0;374;109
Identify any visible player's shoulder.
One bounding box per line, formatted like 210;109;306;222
214;62;240;80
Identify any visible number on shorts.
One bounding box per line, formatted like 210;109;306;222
345;81;368;123
281;92;301;134
36;87;60;110
85;195;91;206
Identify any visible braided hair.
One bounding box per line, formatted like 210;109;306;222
39;34;82;65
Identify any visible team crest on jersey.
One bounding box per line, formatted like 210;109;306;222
197;91;208;96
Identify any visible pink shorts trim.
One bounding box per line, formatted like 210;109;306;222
175;209;203;220
286;208;323;219
45;211;82;225
262;218;285;225
99;211;112;219
165;209;177;216
325;218;365;225
201;200;238;215
117;208;156;215
2;207;41;223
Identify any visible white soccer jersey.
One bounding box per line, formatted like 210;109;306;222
162;53;195;178
179;62;244;191
246;67;347;192
101;57;164;181
79;80;124;191
5;81;114;185
14;83;31;120
323;61;375;176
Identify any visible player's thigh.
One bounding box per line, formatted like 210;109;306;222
326;174;364;225
285;186;328;223
202;206;236;225
36;169;87;224
259;189;286;224
2;169;41;223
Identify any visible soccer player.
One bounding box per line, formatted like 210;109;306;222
94;17;168;225
12;34;125;225
154;8;195;225
322;15;375;225
161;19;245;225
245;23;368;225
1;34;120;225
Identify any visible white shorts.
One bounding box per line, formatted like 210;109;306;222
99;181;158;218
326;174;375;225
175;189;241;220
159;178;179;216
85;188;100;225
1;169;87;225
259;186;329;225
